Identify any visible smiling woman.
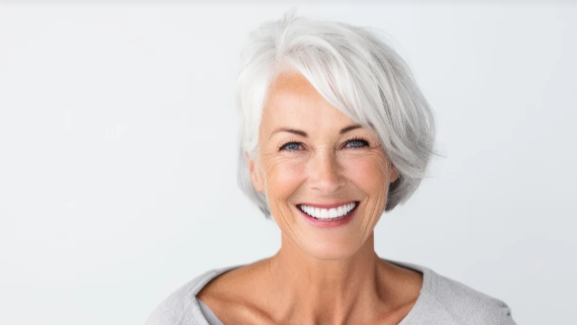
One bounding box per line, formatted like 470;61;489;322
248;71;400;261
146;10;517;325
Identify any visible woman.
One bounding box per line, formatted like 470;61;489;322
146;12;517;325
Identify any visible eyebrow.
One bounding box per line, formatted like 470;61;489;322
271;124;363;137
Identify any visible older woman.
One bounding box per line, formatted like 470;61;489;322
146;12;517;325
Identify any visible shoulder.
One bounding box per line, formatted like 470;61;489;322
144;269;223;325
428;270;517;325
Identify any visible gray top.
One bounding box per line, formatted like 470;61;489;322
197;299;224;325
145;258;517;325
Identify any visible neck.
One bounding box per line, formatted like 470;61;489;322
266;232;389;325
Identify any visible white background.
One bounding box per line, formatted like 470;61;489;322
1;3;575;325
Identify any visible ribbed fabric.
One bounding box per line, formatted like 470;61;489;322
146;258;517;325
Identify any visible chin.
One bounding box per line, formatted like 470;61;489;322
300;238;362;261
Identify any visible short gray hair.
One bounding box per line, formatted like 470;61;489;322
235;10;438;219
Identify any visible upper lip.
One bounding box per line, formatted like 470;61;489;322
297;201;358;209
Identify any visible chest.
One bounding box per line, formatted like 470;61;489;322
198;297;418;325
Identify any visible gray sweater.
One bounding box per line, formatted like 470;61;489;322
145;258;517;325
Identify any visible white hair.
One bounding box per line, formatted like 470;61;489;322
235;10;438;219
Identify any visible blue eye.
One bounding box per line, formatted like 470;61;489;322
279;142;302;151
279;138;369;151
345;138;369;148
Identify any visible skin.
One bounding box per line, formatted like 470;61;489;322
197;71;423;325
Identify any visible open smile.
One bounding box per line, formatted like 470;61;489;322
295;201;360;227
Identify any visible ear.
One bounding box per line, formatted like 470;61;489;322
389;163;399;184
246;151;265;194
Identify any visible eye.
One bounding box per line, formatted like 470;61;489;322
344;137;369;149
279;137;369;151
279;141;302;151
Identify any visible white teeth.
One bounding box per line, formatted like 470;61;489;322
299;202;357;220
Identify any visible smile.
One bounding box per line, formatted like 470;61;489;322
297;201;359;220
296;201;359;228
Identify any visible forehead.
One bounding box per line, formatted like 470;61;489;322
263;71;347;122
266;71;322;106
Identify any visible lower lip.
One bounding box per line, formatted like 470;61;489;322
297;203;359;228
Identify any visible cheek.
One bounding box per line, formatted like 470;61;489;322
264;157;306;198
263;153;389;200
341;154;389;195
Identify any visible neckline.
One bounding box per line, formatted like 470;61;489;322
191;257;433;325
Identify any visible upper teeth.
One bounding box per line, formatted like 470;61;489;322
299;202;357;219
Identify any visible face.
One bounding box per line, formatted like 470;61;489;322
247;71;398;260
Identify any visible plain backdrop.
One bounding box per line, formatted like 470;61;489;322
0;3;575;325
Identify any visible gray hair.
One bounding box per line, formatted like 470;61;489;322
235;10;438;219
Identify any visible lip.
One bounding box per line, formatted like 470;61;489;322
297;201;357;209
296;201;359;228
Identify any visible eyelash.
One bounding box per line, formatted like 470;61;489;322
279;136;370;152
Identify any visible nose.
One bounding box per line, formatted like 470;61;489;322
307;148;345;194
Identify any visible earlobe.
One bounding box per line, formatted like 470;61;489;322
246;151;265;194
389;165;400;184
